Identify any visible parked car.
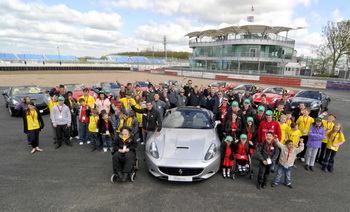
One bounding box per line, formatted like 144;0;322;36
91;82;121;96
232;84;263;95
288;90;331;117
253;87;295;108
163;80;182;89
134;81;150;92
210;81;235;92
2;86;49;116
145;107;221;182
64;83;95;99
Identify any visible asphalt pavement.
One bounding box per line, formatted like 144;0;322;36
0;88;350;212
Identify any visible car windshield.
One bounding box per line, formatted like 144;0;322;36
162;110;213;129
295;91;321;100
234;85;251;90
65;84;84;91
101;82;120;89
263;87;284;94
137;81;149;87
11;87;41;95
211;82;225;87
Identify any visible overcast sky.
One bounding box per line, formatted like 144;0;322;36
0;0;348;58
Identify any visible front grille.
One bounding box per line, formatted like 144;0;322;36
159;167;203;176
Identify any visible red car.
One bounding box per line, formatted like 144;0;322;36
210;82;235;92
135;81;150;92
65;84;96;100
253;87;295;108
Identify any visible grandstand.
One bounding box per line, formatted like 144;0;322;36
0;53;17;60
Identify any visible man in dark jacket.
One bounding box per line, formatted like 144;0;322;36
256;132;280;190
188;86;202;107
205;87;219;114
130;101;162;145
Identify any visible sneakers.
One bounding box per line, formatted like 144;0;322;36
286;184;293;189
304;165;309;170
140;142;145;145
79;142;83;145
238;165;242;172
87;141;91;144
256;183;262;190
91;147;96;152
242;167;246;172
300;157;305;162
75;136;80;139
227;172;231;178
322;167;328;172
103;148;108;152
262;183;267;189
271;183;278;187
309;166;314;172
70;137;73;141
109;147;113;152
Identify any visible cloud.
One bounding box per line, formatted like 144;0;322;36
0;0;122;30
331;9;343;22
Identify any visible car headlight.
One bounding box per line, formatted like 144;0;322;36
149;141;159;159
204;143;217;161
11;99;19;105
310;102;320;109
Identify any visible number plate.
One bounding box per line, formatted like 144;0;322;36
168;176;193;182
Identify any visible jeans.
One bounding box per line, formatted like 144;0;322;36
78;121;89;143
322;148;337;171
305;147;319;167
142;130;154;144
101;134;112;148
317;142;327;164
90;132;100;148
273;165;292;186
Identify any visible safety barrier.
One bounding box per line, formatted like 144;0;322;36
260;76;301;86
326;81;350;90
300;79;327;89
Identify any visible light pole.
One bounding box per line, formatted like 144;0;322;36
57;46;61;65
152;46;155;69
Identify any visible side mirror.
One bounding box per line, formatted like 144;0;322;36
214;120;221;128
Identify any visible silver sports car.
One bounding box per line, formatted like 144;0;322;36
145;107;221;182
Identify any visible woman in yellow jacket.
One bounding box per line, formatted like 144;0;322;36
22;102;45;154
322;123;345;173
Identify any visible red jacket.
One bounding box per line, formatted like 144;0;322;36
257;119;281;143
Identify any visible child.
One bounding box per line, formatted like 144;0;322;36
224;112;242;140
244;117;258;146
305;118;326;171
125;110;139;139
99;112;114;152
116;111;126;134
272;101;285;121
285;111;293;127
296;108;314;162
287;123;302;147
317;113;336;165
279;115;291;145
76;98;91;145
220;136;235;178
271;139;304;189
88;108;100;152
234;134;255;172
256;132;280;190
22;102;45;153
322;123;346;173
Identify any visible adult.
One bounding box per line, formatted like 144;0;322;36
130;101;162;145
225;101;246;129
176;89;188;107
241;99;256;119
95;91;111;114
152;93;169;118
242;88;254;105
253;105;266;128
226;89;236;105
188;86;203;108
51;96;72;149
142;84;156;103
205;87;219;114
159;87;170;102
183;78;194;97
79;88;95;108
258;94;274;112
257;110;281;144
292;102;306;121
168;84;179;108
274;94;292;112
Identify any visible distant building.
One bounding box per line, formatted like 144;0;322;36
186;19;300;74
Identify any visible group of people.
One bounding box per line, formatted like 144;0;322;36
17;78;346;185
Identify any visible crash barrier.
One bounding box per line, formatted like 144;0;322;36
326;81;350;90
153;69;349;91
0;65;131;71
150;69;165;74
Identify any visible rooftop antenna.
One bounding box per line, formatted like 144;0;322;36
247;0;254;22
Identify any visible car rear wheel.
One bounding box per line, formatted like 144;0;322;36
8;107;14;117
317;107;322;116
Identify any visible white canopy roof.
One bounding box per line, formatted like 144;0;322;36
185;19;299;38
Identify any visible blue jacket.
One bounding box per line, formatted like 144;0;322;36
307;125;326;148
